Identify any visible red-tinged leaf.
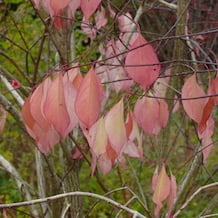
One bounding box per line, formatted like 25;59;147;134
159;99;169;128
198;117;214;139
167;174;177;218
134;96;160;135
152;165;171;217
106;143;117;164
0;106;7;135
105;99;127;155
75;68;104;129
199;97;214;134
125;33;160;90
44;74;70;139
81;0;102;21
199;118;214;162
182;75;207;123
125;111;133;138
22;96;37;139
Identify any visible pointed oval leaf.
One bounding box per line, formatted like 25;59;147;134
105;99;127;155
152;165;171;217
50;0;71;14
89;117;108;156
75;68;104;129
182;75;207;123
81;0;102;21
134;96;160;135
125;33;160;89
167;173;177;218
44;74;70;139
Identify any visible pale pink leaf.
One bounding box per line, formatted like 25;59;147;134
95;6;107;30
105;99;127;155
50;0;72;14
30;79;50;131
69;0;81;19
88;117;108;156
63;74;78;135
81;0;102;21
98;152;112;175
167;173;177;218
134;96;160;135
152;165;171;217
118;13;134;33
125;33;160;89
44;74;70;139
123;141;141;158
182;75;207;123
75;68;104;129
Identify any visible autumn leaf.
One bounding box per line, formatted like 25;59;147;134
152;165;171;217
182;75;207;123
125;33;160;90
105;99;127;155
75;68;104;129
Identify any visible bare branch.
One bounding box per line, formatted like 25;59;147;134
0;191;147;218
0;155;39;217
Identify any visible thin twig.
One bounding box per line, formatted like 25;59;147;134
174;182;218;217
0;191;147;218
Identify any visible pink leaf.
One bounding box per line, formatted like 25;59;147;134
22;91;60;154
81;0;102;21
63;74;78;135
125;33;160;89
95;6;107;30
44;74;70;139
134;96;163;135
50;0;72;14
182;75;207;123
88;117;108;156
199;97;214;134
0;106;7;135
75;68;104;129
167;173;177;218
105;99;127;155
152;165;171;217
22;96;37;140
